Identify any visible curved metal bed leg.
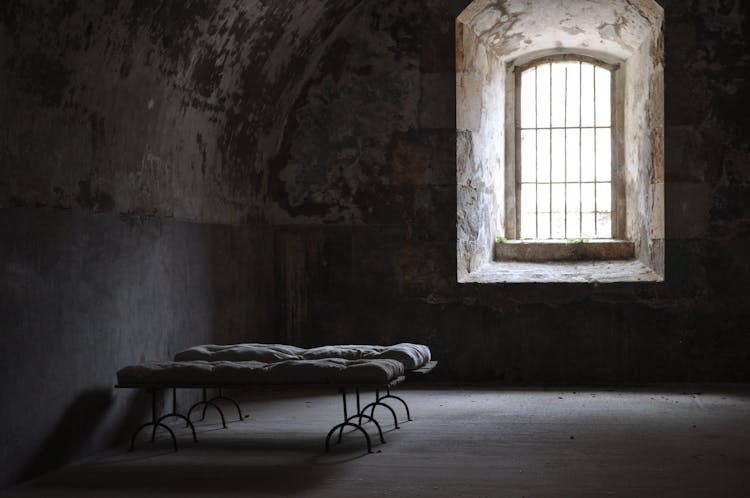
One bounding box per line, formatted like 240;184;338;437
130;422;178;451
214;388;243;421
346;413;385;443
157;413;198;442
380;392;411;421
129;422;154;451
337;389;348;444
325;422;372;453
359;401;399;429
370;389;379;420
355;387;363;426
206;401;227;428
200;388;208;421
187;401;227;428
156;423;178;451
208;395;244;421
337;425;345;444
186;402;201;423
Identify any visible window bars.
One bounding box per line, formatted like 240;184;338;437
517;59;614;240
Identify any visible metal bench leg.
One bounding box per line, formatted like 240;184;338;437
326;387;382;453
360;400;399;429
207;388;244;421
186;388;227;428
378;387;412;421
326;422;372;453
154;388;198;443
129;389;179;452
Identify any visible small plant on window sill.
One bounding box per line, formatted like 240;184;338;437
496;236;508;244
565;237;591;244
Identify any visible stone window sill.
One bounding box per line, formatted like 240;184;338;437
469;239;659;283
493;239;634;262
462;259;663;284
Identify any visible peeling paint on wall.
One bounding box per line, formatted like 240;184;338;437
0;0;362;224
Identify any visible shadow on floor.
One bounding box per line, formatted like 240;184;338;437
16;388;114;484
16;438;367;495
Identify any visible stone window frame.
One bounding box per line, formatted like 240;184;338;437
504;52;625;244
456;0;665;284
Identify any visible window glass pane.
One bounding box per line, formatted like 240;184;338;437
520;68;536;129
551;184;566;238
536;64;551;128
596;182;611;214
536;183;551;239
551;183;566;214
581;213;596;238
520;130;536;182
536;129;550;183
520;183;536;239
566;62;581;127
521;183;536;213
580;128;595;182
521;213;537;239
595;66;611;127
581;183;595;214
566;183;581;238
551;214;565;239
537;215;551;240
551;129;565;182
595;128;611;182
517;59;615;241
550;63;566;128
580;63;595;127
566;129;580;182
596;211;611;238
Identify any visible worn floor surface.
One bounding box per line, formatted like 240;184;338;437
3;385;750;497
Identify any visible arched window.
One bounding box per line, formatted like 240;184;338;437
456;0;664;283
514;56;618;241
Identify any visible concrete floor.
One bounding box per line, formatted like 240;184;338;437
3;385;750;497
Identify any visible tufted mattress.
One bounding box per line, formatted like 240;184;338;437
174;343;431;371
117;358;405;387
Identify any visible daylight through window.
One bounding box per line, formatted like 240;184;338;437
517;59;614;240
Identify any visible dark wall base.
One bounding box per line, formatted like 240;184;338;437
0;208;273;487
272;225;750;384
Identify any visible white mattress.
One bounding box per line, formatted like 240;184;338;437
117;358;404;386
174;343;305;363
174;343;431;370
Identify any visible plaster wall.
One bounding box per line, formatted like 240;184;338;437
623;27;665;273
0;0;358;487
0;209;274;486
457;25;505;278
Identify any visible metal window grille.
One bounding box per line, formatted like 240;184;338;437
516;59;614;240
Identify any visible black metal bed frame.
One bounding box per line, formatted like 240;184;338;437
184;387;245;429
117;378;411;453
127;387;197;451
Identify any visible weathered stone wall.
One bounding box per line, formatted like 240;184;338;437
0;0;361;222
456;23;505;279
267;0;750;382
623;24;665;274
0;0;358;487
